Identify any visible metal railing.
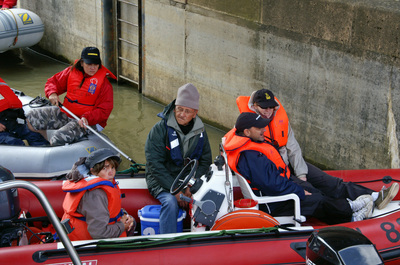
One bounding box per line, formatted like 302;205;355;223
0;181;81;265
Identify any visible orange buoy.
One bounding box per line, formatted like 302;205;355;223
211;209;279;230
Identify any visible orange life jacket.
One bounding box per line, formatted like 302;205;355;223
223;128;291;179
236;96;289;147
0;77;22;112
62;64;116;117
62;176;126;241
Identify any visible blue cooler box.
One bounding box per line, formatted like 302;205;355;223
138;205;186;235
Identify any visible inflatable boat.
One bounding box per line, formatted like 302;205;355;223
0;8;44;53
0;151;399;264
0;89;120;179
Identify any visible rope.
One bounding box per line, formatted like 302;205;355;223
6;9;19;47
95;227;279;249
117;163;145;174
353;176;400;185
27;96;51;108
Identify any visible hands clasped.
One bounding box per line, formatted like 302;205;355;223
121;214;135;232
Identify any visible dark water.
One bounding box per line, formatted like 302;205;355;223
0;48;227;170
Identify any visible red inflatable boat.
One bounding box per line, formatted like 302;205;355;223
0;158;399;264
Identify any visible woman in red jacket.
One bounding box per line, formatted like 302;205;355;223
26;47;116;146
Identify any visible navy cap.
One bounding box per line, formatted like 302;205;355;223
253;89;279;109
81;47;101;64
235;112;270;133
85;148;121;169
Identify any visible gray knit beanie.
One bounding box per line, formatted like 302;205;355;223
175;83;199;110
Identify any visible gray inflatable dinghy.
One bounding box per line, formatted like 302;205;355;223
0;89;116;179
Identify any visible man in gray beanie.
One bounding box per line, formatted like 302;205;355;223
145;83;212;234
175;83;199;109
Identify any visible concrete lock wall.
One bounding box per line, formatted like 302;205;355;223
18;0;400;170
144;0;400;170
18;0;108;67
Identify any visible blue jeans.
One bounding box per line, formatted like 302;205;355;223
156;191;179;234
0;124;49;146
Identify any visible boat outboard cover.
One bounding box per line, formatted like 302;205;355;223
0;166;20;220
306;226;384;265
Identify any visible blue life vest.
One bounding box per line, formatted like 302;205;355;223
159;111;204;166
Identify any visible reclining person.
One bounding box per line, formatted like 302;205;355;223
0;77;49;146
236;89;399;211
62;148;135;240
223;112;397;224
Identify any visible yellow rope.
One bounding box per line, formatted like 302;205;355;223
5;8;19;47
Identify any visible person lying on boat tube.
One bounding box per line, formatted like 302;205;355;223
223;112;399;224
145;83;212;234
26;47;116;146
0;0;17;10
0;77;49;146
236;89;399;212
62;148;135;240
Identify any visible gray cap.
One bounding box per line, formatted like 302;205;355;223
85;148;121;169
175;83;199;110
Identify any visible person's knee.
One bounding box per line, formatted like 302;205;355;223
49;121;85;146
162;196;178;209
49;134;67;146
157;193;179;212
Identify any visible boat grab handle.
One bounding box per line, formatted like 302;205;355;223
0;180;82;265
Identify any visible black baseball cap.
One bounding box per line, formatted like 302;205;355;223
235;112;271;133
81;47;101;64
85;148;121;169
253;89;279;109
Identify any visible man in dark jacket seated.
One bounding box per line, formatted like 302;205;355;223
145;83;212;233
223;112;397;224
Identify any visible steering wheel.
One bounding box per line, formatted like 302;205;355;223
170;159;198;195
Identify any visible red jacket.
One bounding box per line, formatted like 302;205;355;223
0;77;22;112
45;64;116;128
0;0;17;8
224;128;291;179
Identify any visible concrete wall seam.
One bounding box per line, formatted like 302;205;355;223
387;79;400;168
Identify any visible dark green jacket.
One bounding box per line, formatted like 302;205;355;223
145;100;212;198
